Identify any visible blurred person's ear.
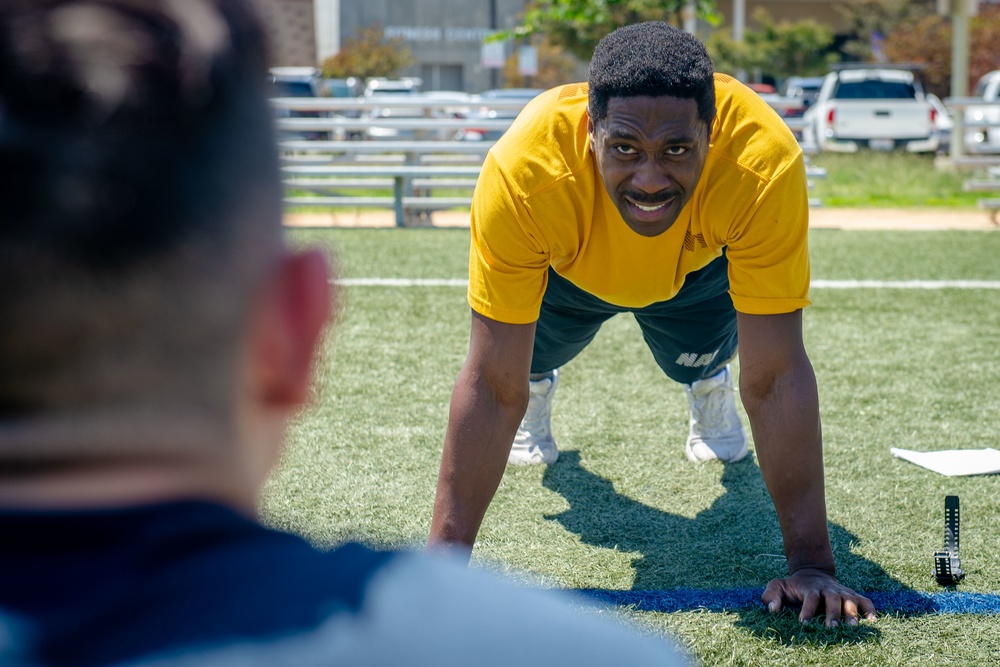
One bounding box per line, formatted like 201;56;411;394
248;248;334;409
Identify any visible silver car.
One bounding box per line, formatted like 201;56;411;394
964;70;1000;155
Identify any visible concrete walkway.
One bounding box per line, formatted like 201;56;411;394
283;207;999;231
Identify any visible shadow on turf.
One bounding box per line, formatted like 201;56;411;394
542;451;903;644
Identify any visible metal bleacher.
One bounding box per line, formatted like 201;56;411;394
274;94;825;227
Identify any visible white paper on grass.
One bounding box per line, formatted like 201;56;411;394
890;447;1000;477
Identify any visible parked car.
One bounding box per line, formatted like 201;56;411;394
745;81;781;106
269;66;322;98
421;90;474;121
323;77;361;98
780;76;825;118
746;82;777;95
360;77;423;141
363;77;422;98
802;67;938;153
927;93;953;154
964;69;1000;155
456;88;544;141
268;66;333;140
366;91;473;141
318;77;363;139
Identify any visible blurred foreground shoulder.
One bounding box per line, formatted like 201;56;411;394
125;550;691;667
350;552;692;666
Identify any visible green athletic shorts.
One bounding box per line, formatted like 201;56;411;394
530;253;737;385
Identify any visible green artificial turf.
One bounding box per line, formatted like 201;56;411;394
262;227;1000;666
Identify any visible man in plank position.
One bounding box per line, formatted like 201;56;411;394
430;21;876;626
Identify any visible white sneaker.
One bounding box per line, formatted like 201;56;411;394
508;369;559;466
683;364;748;462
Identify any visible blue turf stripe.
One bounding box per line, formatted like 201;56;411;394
573;588;1000;615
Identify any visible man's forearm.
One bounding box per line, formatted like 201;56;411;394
429;373;526;548
742;362;835;575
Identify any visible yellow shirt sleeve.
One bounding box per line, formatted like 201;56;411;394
723;152;812;315
467;152;552;324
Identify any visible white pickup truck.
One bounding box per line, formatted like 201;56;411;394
964;69;1000;155
803;67;939;153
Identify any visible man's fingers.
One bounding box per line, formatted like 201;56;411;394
798;591;820;623
857;593;877;621
842;598;859;626
761;580;784;613
764;576;876;625
822;592;843;627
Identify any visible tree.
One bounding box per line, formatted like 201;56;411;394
968;5;1000;88
501;37;583;89
497;0;721;62
881;13;950;97
321;25;414;80
835;0;928;62
882;4;1000;97
706;9;837;83
704;29;755;79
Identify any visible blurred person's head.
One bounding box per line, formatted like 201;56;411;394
0;0;332;511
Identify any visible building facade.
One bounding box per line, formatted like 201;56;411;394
255;0;860;91
252;0;319;66
338;0;534;92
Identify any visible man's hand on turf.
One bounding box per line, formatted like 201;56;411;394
762;568;876;626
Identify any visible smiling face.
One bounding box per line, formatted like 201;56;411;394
589;95;710;237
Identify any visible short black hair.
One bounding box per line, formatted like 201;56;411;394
588;21;716;126
0;0;281;418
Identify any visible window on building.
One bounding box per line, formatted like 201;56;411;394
420;64;464;92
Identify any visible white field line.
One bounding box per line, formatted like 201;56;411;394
334;278;467;287
811;280;1000;289
334;278;1000;289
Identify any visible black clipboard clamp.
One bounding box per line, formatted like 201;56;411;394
933;495;966;588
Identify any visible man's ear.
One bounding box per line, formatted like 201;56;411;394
249;248;335;408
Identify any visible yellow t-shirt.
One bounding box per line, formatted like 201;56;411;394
467;74;811;325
